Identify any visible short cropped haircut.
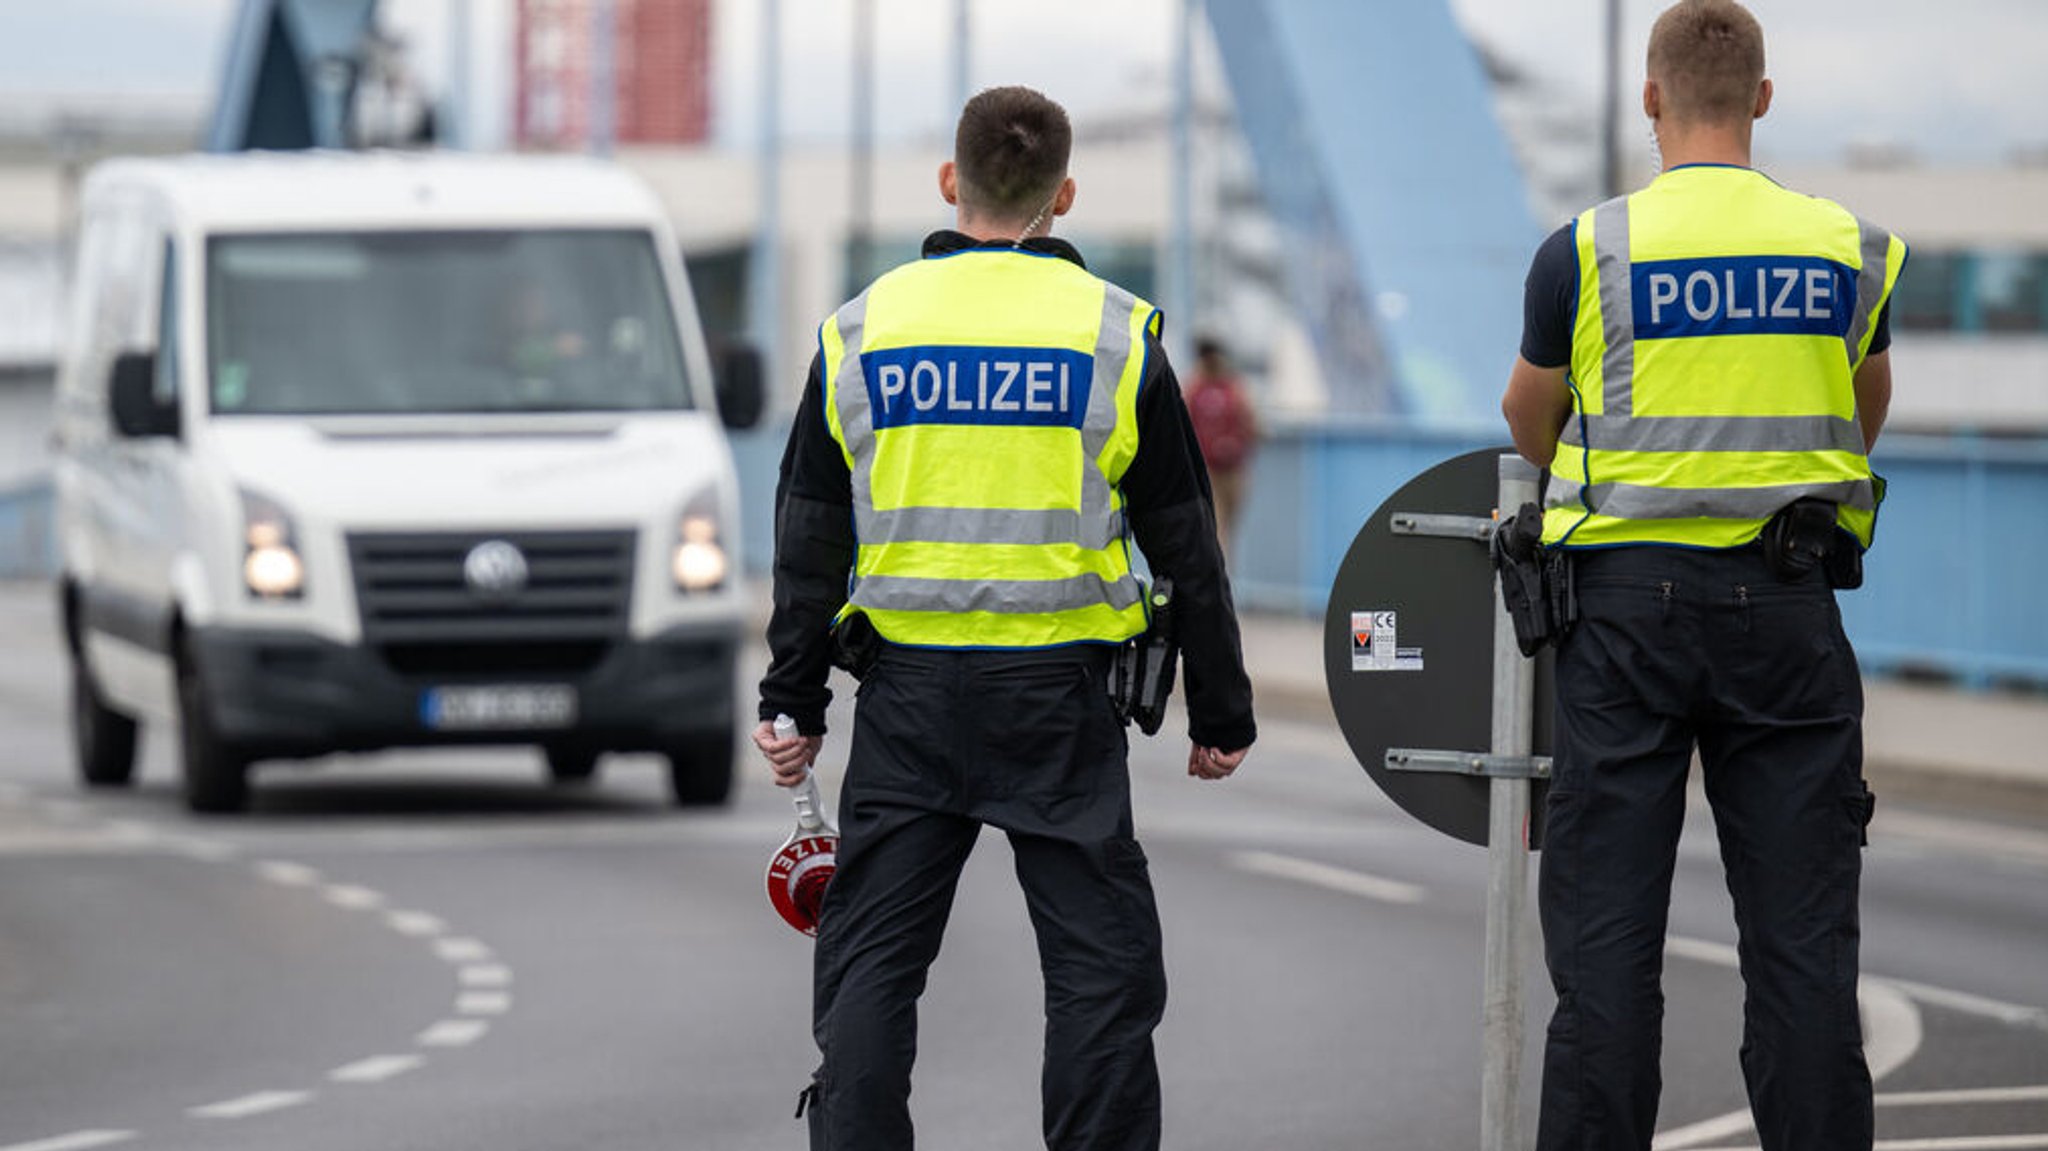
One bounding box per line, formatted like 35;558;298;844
1646;0;1766;124
954;86;1072;218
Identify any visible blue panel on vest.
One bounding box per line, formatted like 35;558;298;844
861;346;1094;431
1632;256;1855;340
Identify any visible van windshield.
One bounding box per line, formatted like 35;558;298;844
204;230;694;415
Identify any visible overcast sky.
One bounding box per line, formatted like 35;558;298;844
2;0;2043;166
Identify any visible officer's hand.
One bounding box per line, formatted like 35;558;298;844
752;719;823;788
1188;744;1246;781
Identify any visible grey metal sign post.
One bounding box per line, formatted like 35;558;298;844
1325;450;1549;1151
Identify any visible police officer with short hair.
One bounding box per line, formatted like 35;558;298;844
754;85;1255;1151
1501;3;1904;1149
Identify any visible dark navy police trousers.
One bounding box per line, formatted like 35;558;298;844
806;644;1166;1151
1537;544;1874;1151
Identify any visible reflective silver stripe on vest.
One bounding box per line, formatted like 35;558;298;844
1593;196;1635;417
1844;217;1893;365
1547;476;1876;518
829;293;873;465
1083;283;1139;508
853;502;1123;550
1558;413;1865;455
850;572;1143;616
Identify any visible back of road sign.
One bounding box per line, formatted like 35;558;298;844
1323;449;1553;847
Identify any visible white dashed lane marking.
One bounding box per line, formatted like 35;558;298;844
187;1091;315;1120
321;884;387;911
385;910;448;937
0;1131;138;1151
0;792;516;1144
1229;849;1427;905
457;964;513;988
432;937;493;963
254;860;322;887
458;991;513;1015
329;1055;427;1084
417;1020;491;1048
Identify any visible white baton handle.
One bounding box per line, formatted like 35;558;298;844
775;714;828;834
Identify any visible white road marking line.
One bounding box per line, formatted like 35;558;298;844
1670;935;2045;1027
165;836;239;863
1880;1085;2048;1107
329;1054;427;1084
432;937;493;963
254;860;322;887
1863;979;1925;1083
1880;809;2048;871
101;819;155;841
417;1019;490;1047
1228;850;1427;905
1880;977;2048;1028
457;991;513;1015
1654;939;1925;1151
0;1131;138;1151
1875;1130;2048;1138
1664;934;1741;968
385;910;447;937
457;964;513;988
322;884;386;911
188;1090;315;1119
1687;1130;2048;1138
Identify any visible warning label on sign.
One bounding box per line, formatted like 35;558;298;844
1351;610;1424;672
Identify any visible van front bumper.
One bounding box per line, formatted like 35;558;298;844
186;623;740;759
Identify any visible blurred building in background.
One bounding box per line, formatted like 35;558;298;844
6;0;2048;668
515;0;710;150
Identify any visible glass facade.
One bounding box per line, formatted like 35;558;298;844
1894;249;2048;334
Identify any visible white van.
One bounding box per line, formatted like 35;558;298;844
53;152;762;813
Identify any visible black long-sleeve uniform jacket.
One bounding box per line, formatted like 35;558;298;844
756;230;1257;753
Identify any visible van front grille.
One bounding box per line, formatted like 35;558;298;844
347;530;635;648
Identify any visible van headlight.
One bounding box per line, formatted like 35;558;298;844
671;492;728;593
240;490;306;599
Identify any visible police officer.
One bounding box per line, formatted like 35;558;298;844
1500;4;1904;1149
754;86;1255;1151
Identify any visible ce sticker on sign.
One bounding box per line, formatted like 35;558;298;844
1351;610;1425;672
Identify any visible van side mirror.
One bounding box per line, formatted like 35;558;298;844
713;340;765;431
109;352;178;438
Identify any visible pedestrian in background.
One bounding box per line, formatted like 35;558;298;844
753;86;1256;1151
1499;2;1904;1148
1183;336;1257;558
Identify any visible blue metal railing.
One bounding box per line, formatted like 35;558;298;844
1226;420;2048;689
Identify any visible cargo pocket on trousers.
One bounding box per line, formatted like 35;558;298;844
1845;781;1876;848
795;1067;826;1149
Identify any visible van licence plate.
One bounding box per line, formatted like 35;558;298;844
422;685;578;731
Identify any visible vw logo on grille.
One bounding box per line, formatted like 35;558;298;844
463;540;529;601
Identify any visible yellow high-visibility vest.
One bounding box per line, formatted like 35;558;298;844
1543;165;1906;549
820;247;1158;648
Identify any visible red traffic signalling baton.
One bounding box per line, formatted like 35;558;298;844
765;714;838;936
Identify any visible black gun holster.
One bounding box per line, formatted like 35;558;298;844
1491;502;1572;656
1111;578;1178;736
1760;497;1864;589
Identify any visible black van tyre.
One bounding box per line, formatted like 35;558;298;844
545;745;603;784
72;656;139;788
177;647;250;814
665;727;735;807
